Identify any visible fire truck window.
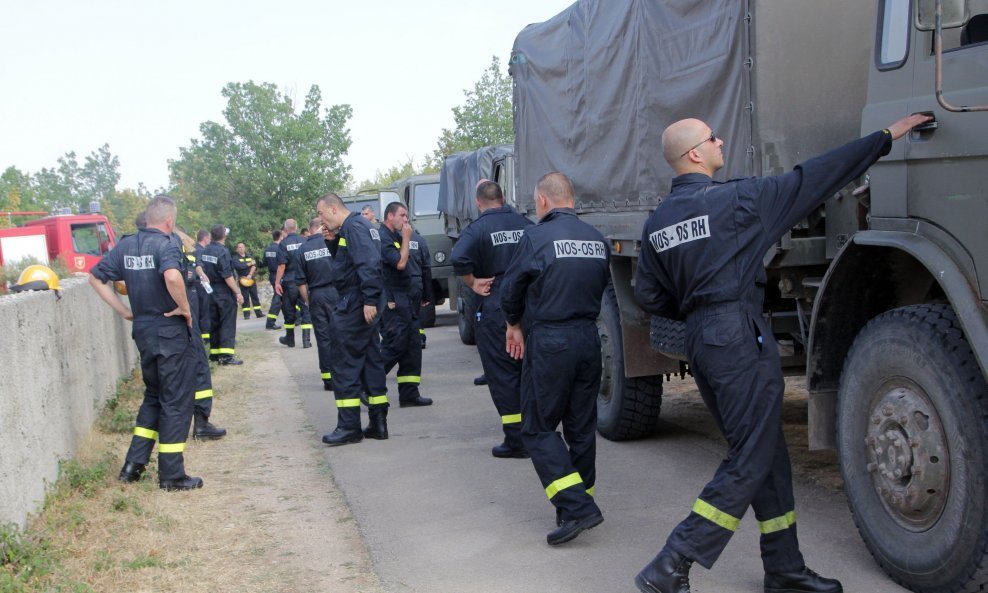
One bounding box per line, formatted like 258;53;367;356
97;223;111;254
71;224;101;256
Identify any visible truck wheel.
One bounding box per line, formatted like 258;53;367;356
650;315;686;358
419;302;437;328
596;285;662;441
837;304;988;593
456;279;476;346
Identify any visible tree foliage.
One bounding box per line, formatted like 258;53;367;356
428;56;513;169
168;81;353;253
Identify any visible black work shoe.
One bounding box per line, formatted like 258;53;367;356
363;415;389;440
255;311;264;318
159;475;204;491
764;567;842;593
243;313;250;320
473;374;488;386
218;355;243;365
399;396;433;408
118;461;146;483
194;421;227;440
546;511;604;546
323;379;335;392
302;329;312;349
492;443;530;459
322;428;364;446
266;322;281;330
635;548;693;593
279;334;295;347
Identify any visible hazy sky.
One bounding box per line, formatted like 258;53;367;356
0;0;574;192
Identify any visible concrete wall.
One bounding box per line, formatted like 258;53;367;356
0;276;138;528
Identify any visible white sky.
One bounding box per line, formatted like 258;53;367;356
0;0;574;192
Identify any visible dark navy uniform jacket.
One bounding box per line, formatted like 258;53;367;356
200;242;235;295
452;205;534;312
635;130;892;320
263;242;280;279
407;229;433;302
91;227;185;324
332;212;383;306
501;208;611;327
296;234;335;290
232;253;256;280
379;223;411;292
278;233;305;285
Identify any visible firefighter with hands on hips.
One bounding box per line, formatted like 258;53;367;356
194;230;212;342
631;113;932;593
315;193;390;446
379;201;432;408
88;195;203;491
501;172;611;546
201;225;244;365
274;219;313;349
451;179;533;458
263;230;284;330
406;224;432;349
296;217;340;392
233;242;262;319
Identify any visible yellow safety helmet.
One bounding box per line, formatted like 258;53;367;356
239;277;255;287
114;280;128;295
12;264;60;293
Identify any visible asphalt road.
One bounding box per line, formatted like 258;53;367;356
261;308;910;593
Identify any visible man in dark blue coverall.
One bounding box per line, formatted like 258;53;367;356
263;230;284;330
89;195;203;491
316;193;390;445
451;180;533;458
502;172;611;546
296;218;339;393
275;219;312;349
632;113;931;593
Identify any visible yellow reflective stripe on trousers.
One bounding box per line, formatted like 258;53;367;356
545;472;583;500
201;333;210;339
693;498;741;532
133;427;158;441
158;442;185;454
284;323;295;329
267;313;278;319
337;398;361;408
759;511;797;534
195;389;213;400
501;414;522;425
587;485;595;497
419;329;425;335
397;376;421;384
367;395;389;405
321;372;332;379
217;348;235;355
338;238;347;247
300;324;313;330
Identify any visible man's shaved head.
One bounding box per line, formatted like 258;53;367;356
661;118;724;175
662;119;708;166
536;172;575;207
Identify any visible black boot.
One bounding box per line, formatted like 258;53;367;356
118;461;146;483
159;475;204;491
323;379;335;391
764;567;842;593
492;442;529;458
302;328;312;348
255;310;264;318
279;328;295;347
322;427;363;446
243;311;250;320
473;374;488;386
635;548;693;593
266;318;281;330
193;410;227;439
363;406;389;440
218;355;243;366
546;511;604;546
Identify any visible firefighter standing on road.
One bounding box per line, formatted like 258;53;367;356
194;230;212;342
501;172;611;546
451;180;533;458
296;218;339;392
631;114;931;593
263;230;284;330
88;195;203;491
274;219;312;348
379;202;432;408
201;225;244;365
407;225;432;349
316;193;389;446
233;242;262;319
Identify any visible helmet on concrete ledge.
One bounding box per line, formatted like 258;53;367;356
11;265;60;293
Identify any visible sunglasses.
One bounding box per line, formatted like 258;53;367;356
680;132;717;158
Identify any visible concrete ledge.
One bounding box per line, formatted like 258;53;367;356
0;276;138;528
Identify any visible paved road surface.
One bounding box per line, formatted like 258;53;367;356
259;309;909;593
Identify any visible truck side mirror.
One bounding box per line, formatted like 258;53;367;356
915;0;967;30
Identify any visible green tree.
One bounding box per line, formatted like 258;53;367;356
428;56;513;169
0;167;43;226
353;157;423;193
103;187;150;236
168;81;353;252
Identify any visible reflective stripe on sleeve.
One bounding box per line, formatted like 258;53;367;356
397;376;420;384
321;372;332;380
692;499;741;532
158;442;185;454
367;395;389;405
759;511;796;534
545;472;583;500
338;238;347;247
134;427;159;441
195;389;213;400
501;414;522;425
336;398;361;408
393;242;400;248
201;333;210;339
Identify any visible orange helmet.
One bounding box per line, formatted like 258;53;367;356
114;280;128;295
239;277;255;287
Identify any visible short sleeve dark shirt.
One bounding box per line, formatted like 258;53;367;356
296;234;335;290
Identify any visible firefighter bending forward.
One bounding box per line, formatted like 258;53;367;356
88;194;203;491
632;114;931;593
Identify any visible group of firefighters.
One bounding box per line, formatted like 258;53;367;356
87;113;930;593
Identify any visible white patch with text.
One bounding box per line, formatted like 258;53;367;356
553;240;607;259
304;248;331;261
124;255;155;270
648;215;710;253
491;229;524;246
200;254;218;264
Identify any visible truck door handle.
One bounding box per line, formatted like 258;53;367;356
912;112;938;132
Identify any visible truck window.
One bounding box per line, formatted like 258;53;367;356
71;223;107;256
877;0;910;69
413;183;440;216
941;12;988;51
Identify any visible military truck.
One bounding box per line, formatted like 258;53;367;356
509;1;987;591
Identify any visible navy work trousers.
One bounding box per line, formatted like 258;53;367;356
208;289;237;358
309;286;339;383
476;292;524;449
331;291;388;430
381;290;423;404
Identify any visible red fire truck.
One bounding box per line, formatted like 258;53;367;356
0;210;116;273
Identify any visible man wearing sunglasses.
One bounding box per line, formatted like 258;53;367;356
632;113;931;593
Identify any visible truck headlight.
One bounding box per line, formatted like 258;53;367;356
435;251;446;263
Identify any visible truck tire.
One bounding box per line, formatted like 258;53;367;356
596;285;663;441
837;304;988;593
650;315;686;359
419;302;437;328
457;279;476;346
